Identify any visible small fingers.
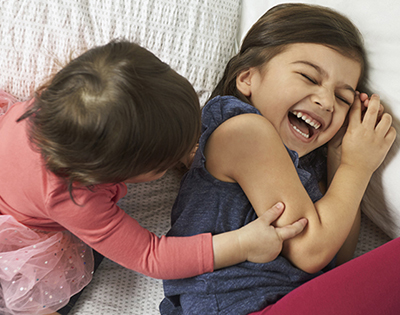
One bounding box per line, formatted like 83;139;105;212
362;94;381;127
348;92;362;127
375;112;392;133
376;114;397;145
378;104;385;118
360;93;384;120
360;92;369;103
387;126;397;145
360;93;384;108
276;218;308;241
260;202;285;224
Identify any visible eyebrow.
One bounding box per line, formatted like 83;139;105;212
292;60;356;95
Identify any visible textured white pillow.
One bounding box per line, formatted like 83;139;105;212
0;0;240;106
239;0;400;238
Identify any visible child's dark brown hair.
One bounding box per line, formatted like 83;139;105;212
211;3;369;102
19;40;201;192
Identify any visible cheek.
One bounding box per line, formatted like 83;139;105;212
337;107;350;125
329;108;349;136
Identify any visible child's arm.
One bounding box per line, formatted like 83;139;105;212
322;110;361;265
212;202;307;269
204;94;395;274
326;93;384;265
52;183;306;280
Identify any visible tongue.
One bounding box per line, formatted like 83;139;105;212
289;114;310;134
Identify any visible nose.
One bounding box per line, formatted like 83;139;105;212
312;88;334;112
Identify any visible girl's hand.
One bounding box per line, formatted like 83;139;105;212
327;92;384;185
341;93;396;174
359;92;384;122
237;202;308;264
327;116;347;186
213;202;307;269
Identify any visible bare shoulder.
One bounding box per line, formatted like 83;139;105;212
207;113;281;149
204;113;285;182
213;113;276;136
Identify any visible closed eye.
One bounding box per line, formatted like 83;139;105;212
336;95;351;106
300;72;353;105
300;73;317;84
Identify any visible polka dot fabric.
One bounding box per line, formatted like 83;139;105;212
0;216;94;315
354;213;391;258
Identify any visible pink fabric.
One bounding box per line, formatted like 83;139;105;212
250;237;400;315
0;91;17;116
0;215;94;315
0;98;214;281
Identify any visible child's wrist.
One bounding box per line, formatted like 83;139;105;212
337;162;374;184
234;228;249;263
212;230;247;270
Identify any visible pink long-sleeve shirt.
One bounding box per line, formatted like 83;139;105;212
0;100;213;279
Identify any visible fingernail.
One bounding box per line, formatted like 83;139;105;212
275;202;284;210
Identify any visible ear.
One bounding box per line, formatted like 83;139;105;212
236;68;256;97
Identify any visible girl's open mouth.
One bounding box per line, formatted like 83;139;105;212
288;111;321;140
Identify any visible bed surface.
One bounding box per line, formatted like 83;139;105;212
0;1;397;314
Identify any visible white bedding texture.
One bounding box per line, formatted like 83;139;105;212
0;0;398;314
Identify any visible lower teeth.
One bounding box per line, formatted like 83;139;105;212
291;124;309;139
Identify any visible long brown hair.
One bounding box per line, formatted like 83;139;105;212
210;3;368;102
19;40;201;192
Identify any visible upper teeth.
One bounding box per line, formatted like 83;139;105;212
292;111;321;129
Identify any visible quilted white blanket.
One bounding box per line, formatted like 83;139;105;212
0;0;240;105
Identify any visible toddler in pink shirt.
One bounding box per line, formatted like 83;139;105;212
0;40;307;315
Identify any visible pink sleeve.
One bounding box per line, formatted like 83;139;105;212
46;184;214;279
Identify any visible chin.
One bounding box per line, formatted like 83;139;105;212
287;144;313;158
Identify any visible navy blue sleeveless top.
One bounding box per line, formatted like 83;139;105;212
160;96;332;315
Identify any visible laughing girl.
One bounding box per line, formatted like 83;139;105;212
161;3;399;315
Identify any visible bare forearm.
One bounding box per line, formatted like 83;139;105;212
213;202;309;270
335;206;361;265
212;230;245;270
316;164;370;241
280;164;372;273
